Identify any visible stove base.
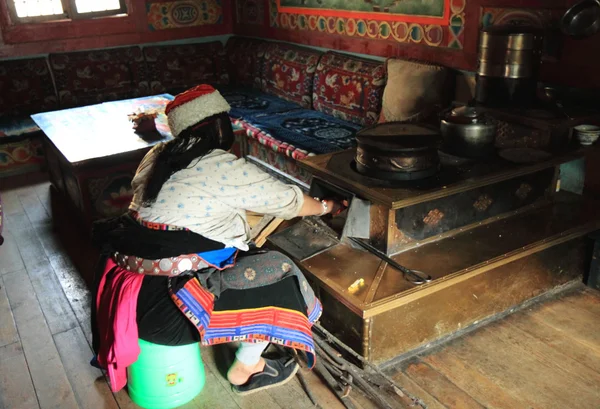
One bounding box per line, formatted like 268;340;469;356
269;193;600;366
312;234;588;366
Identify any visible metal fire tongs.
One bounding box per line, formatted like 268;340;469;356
339;195;432;286
349;237;432;285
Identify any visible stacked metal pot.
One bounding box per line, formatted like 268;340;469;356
475;26;543;107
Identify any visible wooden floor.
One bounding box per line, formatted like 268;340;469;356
2;178;600;409
389;287;600;409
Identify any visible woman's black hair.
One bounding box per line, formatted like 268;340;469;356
141;112;234;204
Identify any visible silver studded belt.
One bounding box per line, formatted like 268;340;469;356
113;253;210;276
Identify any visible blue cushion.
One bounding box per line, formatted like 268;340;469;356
241;109;361;155
218;87;301;120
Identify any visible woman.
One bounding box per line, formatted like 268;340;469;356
92;85;345;396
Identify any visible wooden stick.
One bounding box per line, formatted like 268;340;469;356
254;217;284;247
249;214;275;240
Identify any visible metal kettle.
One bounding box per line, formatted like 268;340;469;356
440;106;497;158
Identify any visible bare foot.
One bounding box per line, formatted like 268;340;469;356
227;358;266;385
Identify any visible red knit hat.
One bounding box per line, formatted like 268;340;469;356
165;84;231;137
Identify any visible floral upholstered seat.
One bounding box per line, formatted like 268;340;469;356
222;39;386;162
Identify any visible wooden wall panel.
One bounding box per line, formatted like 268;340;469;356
0;0;233;58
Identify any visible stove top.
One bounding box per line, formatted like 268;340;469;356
329;150;481;188
300;147;583;209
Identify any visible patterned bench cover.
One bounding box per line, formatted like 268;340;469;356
49;47;149;109
260;42;321;109
312;52;385;126
219;86;302;120
0;57;57;143
143;41;229;95
234;109;361;161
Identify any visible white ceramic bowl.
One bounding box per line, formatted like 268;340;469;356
574;124;600;133
575;131;600;145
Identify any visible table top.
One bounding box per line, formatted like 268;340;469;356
31;94;174;165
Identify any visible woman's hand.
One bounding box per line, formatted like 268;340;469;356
325;199;348;216
297;195;348;217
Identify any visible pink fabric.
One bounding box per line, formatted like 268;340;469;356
96;259;144;392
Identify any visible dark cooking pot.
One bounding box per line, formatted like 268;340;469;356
561;0;600;38
441;106;497;158
355;122;441;181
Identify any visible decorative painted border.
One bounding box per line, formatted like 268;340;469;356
480;7;560;28
277;0;450;25
146;0;223;31
269;0;466;49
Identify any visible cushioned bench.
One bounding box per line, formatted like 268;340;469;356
49;46;149;108
221;39;386;183
0;57;56;176
143;41;229;95
1;36;449;186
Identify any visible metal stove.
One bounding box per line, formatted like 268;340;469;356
267;146;600;365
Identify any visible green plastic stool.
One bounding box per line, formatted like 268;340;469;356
127;339;205;409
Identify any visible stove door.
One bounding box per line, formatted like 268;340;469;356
268;218;340;261
268;177;369;261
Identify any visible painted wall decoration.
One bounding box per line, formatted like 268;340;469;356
147;0;224;30
236;0;265;25
480;7;560;29
278;0;449;24
269;0;466;49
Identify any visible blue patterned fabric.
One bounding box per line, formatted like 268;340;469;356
197;247;238;269
240;109;361;154
218;86;301;120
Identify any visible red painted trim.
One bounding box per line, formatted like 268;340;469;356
276;0;451;25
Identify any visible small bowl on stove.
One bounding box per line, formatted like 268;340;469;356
574;124;600;146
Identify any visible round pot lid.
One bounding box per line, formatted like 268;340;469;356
355;122;441;152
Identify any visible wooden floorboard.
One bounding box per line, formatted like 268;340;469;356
0;230;25;276
392;371;448;409
3;270;79;409
0;275;19;348
421;350;531;409
531;293;600;355
403;360;485;409
394;287;600;409
3;181;600;409
54;327;120;409
7;211;79;335
0;342;40;409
